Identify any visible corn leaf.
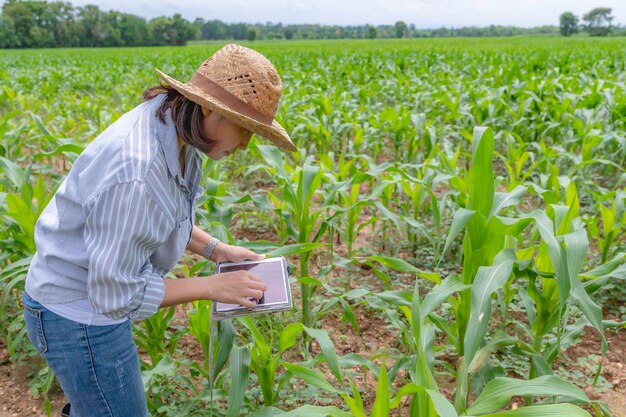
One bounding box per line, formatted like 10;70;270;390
391;383;458;417
304;326;343;387
226;345;250;417
471;404;591;417
248;405;352;417
370;361;389;417
281;362;342;395
463;261;513;367
466;375;589;415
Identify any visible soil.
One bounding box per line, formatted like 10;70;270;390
1;213;624;416
3;316;623;416
0;340;66;417
561;325;626;415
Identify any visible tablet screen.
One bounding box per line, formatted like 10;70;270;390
214;258;289;312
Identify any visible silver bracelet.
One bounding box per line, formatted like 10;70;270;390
203;237;220;261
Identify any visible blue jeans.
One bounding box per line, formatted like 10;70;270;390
22;292;149;417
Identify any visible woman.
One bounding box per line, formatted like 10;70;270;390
22;44;296;417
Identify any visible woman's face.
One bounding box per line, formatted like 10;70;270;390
201;107;253;160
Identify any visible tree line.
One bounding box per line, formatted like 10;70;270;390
0;0;623;49
560;8;615;37
0;0;196;48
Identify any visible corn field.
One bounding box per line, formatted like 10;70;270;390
0;38;625;416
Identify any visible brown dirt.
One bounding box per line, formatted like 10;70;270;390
2;213;624;416
0;341;67;417
560;325;626;415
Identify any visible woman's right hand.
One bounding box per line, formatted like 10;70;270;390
205;271;267;308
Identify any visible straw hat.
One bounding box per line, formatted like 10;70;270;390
156;44;296;152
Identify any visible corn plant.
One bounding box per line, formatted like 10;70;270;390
438;128;530;406
0;157;59;260
318;153;376;261
3;39;626;416
279;266;599;416
433;127;616;415
586;190;625;263
133;306;182;369
234;315;345;409
253;145;327;328
0;257;32;360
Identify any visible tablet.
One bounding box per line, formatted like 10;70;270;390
211;256;293;320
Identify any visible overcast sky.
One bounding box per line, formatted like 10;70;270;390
63;0;625;28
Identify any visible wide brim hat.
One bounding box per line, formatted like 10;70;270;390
156;44;296;152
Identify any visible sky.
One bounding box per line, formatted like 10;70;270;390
63;0;625;28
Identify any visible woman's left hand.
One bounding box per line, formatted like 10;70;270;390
211;242;265;263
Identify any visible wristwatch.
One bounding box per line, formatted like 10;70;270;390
203;237;220;261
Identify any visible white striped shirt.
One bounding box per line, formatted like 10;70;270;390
25;94;203;323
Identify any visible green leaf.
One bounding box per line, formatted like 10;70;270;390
368;255;439;283
391;383;458;417
581;252;626;279
421;274;471;319
464;261;513;367
467;332;518;374
265;243;327;257
30;112;56;138
227;346;251;417
474;404;591;417
298;164;322;220
466;375;590;415
256;145;289;180
33;143;84;160
279;322;304;355
248;405;352;417
531;210;571;305
298;276;324;286
468;126;495;218
215;316;237;379
0;156;24;189
343;377;367;417
440;208;475;264
367;255;422;274
489;185;527;219
239;316;270;358
342;289;370;299
376;290;411;307
304;326;343;387
282;362;341;395
370;360;389;417
141;354;176;388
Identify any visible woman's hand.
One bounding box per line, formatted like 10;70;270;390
206;271;267;308
211;242;265;263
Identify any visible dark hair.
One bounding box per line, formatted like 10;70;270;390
143;85;215;153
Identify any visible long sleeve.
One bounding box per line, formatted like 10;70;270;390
83;180;174;320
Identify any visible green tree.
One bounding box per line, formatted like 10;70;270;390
148;14;196;46
200;19;228;40
559;12;579;36
101;11;123;47
118;13;150;46
231;23;247;40
582;7;613;36
394;20;407;38
148;16;169;45
169;13;197;44
246;27;257;41
46;2;82;47
367;25;377;39
2;0;37;47
0;15;19;47
78;5;108;46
